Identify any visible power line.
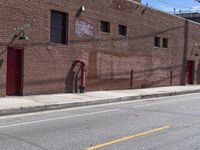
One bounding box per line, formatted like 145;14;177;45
155;0;197;9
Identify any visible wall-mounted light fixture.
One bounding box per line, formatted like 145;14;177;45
191;43;200;57
141;3;148;15
80;5;85;12
76;6;86;18
0;29;29;56
134;5;139;10
18;30;29;41
12;29;29;42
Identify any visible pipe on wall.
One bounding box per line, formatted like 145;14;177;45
73;59;86;93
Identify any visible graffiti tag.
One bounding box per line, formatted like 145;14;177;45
75;20;95;37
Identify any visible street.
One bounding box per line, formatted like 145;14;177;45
0;93;200;150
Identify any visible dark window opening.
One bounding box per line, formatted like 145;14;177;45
163;38;168;48
119;25;127;36
154;36;160;47
50;11;67;44
100;21;110;33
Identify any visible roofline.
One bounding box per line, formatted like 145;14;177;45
126;0;200;26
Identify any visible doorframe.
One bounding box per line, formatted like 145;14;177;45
6;46;24;96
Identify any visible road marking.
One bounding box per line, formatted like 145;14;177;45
0;109;119;129
86;125;171;150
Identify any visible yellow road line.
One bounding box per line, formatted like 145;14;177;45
86;125;171;150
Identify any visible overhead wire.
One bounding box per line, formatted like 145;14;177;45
155;0;196;9
145;0;200;13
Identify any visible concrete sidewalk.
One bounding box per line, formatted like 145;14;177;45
0;85;200;116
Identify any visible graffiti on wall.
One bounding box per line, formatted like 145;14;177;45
75;20;95;37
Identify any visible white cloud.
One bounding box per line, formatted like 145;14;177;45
191;5;200;11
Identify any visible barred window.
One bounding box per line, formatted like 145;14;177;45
119;25;127;36
100;21;110;33
163;38;168;48
50;11;67;44
154;36;160;47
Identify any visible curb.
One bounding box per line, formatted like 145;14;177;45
0;89;200;116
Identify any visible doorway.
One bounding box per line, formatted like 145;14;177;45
6;47;24;96
186;60;194;84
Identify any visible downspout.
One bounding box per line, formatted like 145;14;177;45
181;20;189;85
73;59;86;93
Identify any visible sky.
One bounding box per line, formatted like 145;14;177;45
141;0;200;13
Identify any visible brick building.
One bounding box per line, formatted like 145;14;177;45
0;0;200;96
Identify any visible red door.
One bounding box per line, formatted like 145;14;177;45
6;47;24;96
186;60;194;84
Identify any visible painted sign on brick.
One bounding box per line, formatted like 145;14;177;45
75;20;95;37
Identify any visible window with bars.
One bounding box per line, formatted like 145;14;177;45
119;25;127;36
163;38;168;48
154;36;160;47
50;11;67;44
100;21;110;33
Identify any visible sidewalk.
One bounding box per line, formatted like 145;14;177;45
0;85;200;116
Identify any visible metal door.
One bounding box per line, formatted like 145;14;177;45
6;47;24;96
186;60;194;84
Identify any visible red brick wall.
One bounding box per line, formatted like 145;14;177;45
0;0;199;96
187;21;200;84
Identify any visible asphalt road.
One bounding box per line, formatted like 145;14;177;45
0;93;200;150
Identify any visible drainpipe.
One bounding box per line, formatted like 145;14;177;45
73;59;86;93
181;20;189;85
